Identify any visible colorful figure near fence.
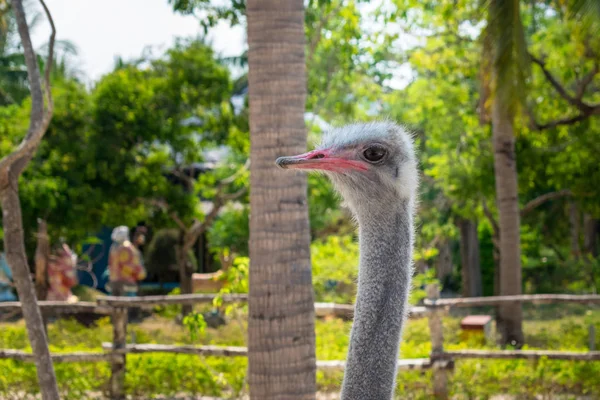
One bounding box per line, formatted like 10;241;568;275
47;243;78;302
0;253;17;302
108;226;146;296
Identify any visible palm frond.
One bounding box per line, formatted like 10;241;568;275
479;24;493;124
220;51;248;68
568;0;600;32
483;0;530;115
38;38;79;56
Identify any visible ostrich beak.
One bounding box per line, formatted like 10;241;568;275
276;149;368;172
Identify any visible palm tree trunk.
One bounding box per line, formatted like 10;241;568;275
246;1;317;398
491;91;524;347
458;218;482;297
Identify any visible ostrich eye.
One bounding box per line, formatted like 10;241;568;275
362;145;387;163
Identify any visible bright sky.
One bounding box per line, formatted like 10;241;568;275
31;0;246;84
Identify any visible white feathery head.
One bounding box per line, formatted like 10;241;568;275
318;121;419;218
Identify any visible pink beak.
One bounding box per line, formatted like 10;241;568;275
275;148;368;172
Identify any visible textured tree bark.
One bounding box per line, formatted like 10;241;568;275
110;307;128;400
569;202;581;258
491;90;524;347
35;219;49;301
1;187;59;399
177;230;194;316
34;219;50;332
246;1;317;398
458;219;482;297
435;239;453;284
426;284;449;399
0;1;59;398
583;214;598;257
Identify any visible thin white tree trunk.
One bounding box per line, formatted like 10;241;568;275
0;1;59;398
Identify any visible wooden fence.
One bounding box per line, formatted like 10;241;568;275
1;287;599;399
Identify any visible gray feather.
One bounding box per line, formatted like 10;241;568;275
320;122;419;399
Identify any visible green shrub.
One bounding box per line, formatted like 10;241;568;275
311;235;359;304
144;229;180;283
1;312;600;398
207;205;250;258
310;235;440;305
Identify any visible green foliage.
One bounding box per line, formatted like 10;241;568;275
383;0;600;295
169;0;245;33
213;256;248;316
207;205;249;257
523;252;600;295
409;268;440;305
1;38;245;258
310;235;442;305
311;235;358;304
182;312;207;342
483;0;530;115
2;306;599;398
308;174;353;238
219;256;249;295
153;288;183;318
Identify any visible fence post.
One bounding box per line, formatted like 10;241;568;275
426;283;449;399
590;324;596;351
110;307;127;399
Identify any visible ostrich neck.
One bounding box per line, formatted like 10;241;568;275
341;201;414;400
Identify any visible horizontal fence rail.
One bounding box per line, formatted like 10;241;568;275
97;293;248;307
0;298;427;321
438;350;600;361
0;349;114;363
3;345;451;372
0;301;111;315
97;295;429;320
424;294;600;308
316;358;453;371
102;343;247;357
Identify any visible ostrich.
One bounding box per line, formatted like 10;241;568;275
276;121;418;400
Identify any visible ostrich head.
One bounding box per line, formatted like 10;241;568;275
276;121;418;220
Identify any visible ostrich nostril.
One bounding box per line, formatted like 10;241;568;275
309;153;325;159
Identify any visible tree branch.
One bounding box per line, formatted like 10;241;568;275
0;0;55;178
176;161;249;252
217;159;249;187
530;53;597;113
40;0;55;111
575;63;599;99
481;197;499;240
170;213;187;231
184;186;247;251
306;3;343;67
530;109;600;130
520;190;573;217
222;186;247;201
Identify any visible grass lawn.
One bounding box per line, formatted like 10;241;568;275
0;303;599;399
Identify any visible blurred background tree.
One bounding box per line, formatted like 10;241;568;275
0;0;598;343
